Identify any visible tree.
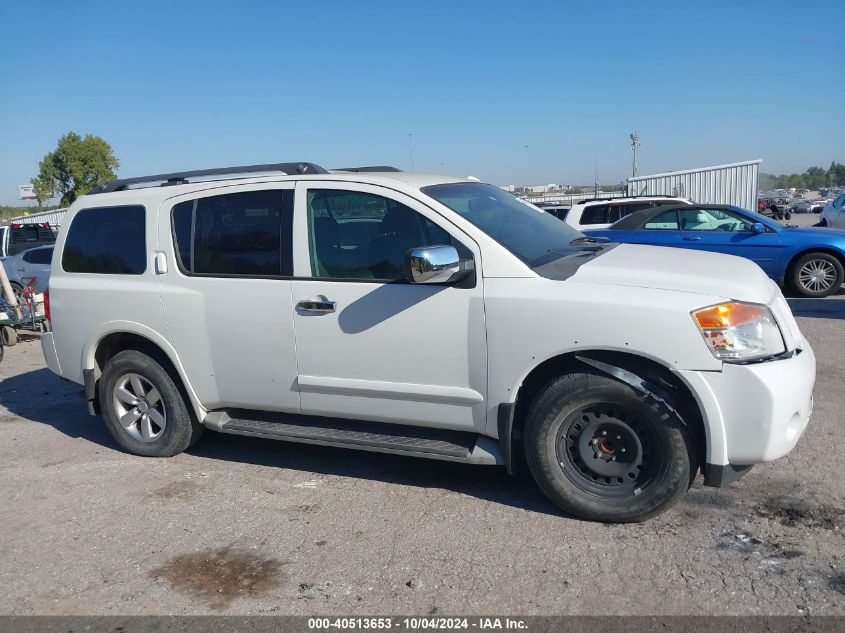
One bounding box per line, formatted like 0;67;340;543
30;173;55;211
34;132;119;206
829;161;845;186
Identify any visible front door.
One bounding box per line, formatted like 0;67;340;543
290;181;487;432
677;208;783;276
160;184;301;413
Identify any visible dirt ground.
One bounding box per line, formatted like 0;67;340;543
1;279;843;615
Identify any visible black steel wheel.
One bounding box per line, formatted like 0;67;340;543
524;369;698;522
556;404;660;497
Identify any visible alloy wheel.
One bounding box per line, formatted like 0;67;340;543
798;259;837;294
111;373;167;442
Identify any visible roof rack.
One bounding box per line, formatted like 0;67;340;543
88;162;328;195
331;166;402;173
577;194;678;204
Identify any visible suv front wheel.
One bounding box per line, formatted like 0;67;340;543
524;370;697;522
99;350;202;457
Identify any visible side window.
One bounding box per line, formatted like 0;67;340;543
643;210;680;230
62;206;146;274
172;190;292;277
21;251;32;263
609;202;651;223
27;248;53;264
307;189;452;281
834;194;845;209
579;204;609;225
679;208;753;232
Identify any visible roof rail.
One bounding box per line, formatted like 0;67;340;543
88;162;328;194
331;166;402;173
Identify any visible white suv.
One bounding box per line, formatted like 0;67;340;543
41;162;815;522
564;196;692;230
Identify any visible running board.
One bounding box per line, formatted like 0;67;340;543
203;411;503;465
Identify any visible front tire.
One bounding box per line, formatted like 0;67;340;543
524;370;697;523
791;252;844;298
99;350;201;457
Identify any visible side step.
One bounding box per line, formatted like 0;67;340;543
203;411;502;465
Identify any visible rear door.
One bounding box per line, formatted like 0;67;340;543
289;181;487;432
160;184;300;413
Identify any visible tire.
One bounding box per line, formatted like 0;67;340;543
99;350;202;457
524;370;698;523
10;282;25;306
818;218;828;227
791;252;844;298
784;212;792;220
1;325;18;347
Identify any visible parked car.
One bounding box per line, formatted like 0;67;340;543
586;203;845;297
820;192;845;229
42;162;814;523
542;205;570;220
1;245;54;302
0;222;56;258
562;196;691;230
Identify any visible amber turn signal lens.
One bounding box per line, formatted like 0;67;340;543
693;303;766;329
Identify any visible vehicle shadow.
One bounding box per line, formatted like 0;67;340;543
787;289;845;320
0;368;561;518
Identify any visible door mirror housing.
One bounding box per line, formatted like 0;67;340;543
405;245;470;285
751;222;767;234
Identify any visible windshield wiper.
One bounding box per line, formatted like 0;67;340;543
569;236;610;245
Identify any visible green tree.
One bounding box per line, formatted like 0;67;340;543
803;166;828;190
30;174;55;211
34;132;119;205
829;161;845;186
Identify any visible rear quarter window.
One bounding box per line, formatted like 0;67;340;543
62;206;146;274
579;204;609;225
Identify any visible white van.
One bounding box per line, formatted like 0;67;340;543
41;162;815;522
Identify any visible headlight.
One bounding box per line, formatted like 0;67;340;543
692;302;785;361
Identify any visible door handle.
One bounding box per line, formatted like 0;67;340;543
682;236;702;241
297;299;337;313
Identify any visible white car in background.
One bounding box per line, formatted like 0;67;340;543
1;245;53;302
563;196;691;230
820;192;845;228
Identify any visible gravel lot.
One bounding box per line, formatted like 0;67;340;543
1;220;843;616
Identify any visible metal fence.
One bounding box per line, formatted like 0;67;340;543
3;208;67;228
626;160;761;211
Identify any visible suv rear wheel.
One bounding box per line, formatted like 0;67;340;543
99;350;202;457
524;370;697;522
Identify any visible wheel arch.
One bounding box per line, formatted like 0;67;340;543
785;247;845;289
83;324;205;420
502;349;708;476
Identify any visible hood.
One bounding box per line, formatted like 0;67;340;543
570;243;774;304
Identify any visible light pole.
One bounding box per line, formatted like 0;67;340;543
523;145;529;194
408;133;415;171
594;155;598;196
630;131;640;178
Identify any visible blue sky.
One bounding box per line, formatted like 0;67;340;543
1;0;842;205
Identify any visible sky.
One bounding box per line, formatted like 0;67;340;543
1;0;843;205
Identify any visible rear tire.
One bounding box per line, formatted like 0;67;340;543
524;370;697;523
99;350;202;457
791;252;844;298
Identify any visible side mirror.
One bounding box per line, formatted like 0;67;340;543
405;245;469;284
751;222;767;234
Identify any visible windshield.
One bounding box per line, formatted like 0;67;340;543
422;182;586;266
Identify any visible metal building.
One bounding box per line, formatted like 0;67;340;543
627;159;761;211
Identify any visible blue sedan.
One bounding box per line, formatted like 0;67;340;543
585;204;845;297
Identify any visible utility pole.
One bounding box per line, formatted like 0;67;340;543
523;145;529;194
630;131;640;178
408;133;415;171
